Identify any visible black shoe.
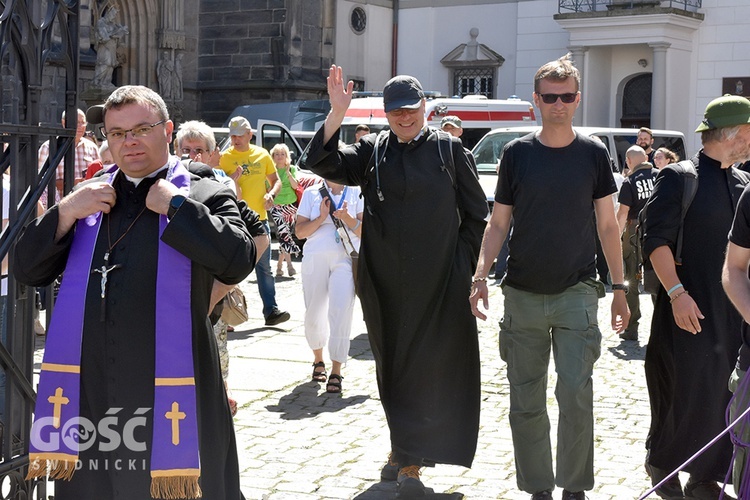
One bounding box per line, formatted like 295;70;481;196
265;309;290;326
397;465;425;498
561;491;586;500
619;328;638;341
645;461;683;499
684;477;735;500
530;491;553;500
381;453;399;481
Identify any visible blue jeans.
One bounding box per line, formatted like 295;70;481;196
257;221;278;318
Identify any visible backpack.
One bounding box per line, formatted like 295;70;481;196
634;158;698;294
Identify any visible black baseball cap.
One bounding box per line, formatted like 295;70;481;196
383;75;425;113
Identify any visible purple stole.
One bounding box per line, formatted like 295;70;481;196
27;158;203;499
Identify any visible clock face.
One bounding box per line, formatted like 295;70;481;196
351;7;366;34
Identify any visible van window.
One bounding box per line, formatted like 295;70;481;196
612;134;686;171
259;123;302;163
340;125;388;145
472;132;525;173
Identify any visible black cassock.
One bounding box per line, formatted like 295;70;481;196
643;151;748;480
15;171;254;499
302;128;488;467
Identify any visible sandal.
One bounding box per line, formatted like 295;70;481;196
326;374;343;393
312;361;327;382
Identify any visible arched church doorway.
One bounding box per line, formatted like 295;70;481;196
620;73;652;128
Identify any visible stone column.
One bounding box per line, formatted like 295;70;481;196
569;45;587;126
649;42;670;130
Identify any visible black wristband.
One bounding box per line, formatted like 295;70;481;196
611;283;628;293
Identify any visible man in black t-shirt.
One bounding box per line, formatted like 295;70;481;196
470;54;629;500
616;146;656;341
723;183;750;496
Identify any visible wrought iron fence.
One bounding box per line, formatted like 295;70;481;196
0;0;80;498
558;0;702;14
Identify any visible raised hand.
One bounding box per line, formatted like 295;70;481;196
327;65;355;115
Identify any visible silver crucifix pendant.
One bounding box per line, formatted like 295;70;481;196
92;252;121;299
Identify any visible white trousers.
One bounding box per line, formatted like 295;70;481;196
302;248;356;363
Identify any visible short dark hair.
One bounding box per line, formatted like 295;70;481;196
534;53;580;93
638;127;653;138
355;124;370;133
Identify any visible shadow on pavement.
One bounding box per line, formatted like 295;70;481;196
227;327;261;341
350;332;374;360
265;381;370;420
353;481;463;499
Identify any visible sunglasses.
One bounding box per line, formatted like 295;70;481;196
536;92;578;104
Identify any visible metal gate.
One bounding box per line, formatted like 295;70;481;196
0;1;80;498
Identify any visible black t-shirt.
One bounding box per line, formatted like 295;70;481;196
728;184;750;370
495;131;616;294
618;165;657;220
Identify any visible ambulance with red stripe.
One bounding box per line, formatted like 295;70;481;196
340;94;536;148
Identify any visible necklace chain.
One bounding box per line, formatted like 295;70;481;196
107;206;148;254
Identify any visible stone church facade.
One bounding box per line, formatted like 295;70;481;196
41;0;336;127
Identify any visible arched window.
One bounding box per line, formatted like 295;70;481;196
621;73;652;128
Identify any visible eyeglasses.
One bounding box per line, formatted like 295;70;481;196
536;92;578;104
100;120;166;142
180;147;207;156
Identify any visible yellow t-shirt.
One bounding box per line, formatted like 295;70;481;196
219;145;276;220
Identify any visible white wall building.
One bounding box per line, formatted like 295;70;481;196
334;0;750;155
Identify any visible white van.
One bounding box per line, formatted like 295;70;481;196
471;126;686;203
342;95;536;149
473;126;686;174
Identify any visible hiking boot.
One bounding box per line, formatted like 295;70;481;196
530;491;553;500
397;465;425;498
644;461;683;499
381;452;399;481
265;309;290;326
684;478;735;500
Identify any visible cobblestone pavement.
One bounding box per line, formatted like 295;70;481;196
225;255;694;500
31;255;719;499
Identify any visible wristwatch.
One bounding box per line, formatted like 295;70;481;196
167;194;187;219
611;283;628;294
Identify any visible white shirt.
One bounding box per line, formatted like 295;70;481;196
297;183;363;255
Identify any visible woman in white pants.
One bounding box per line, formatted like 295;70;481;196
295;180;363;393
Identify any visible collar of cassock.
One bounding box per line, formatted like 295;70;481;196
27;157;203;500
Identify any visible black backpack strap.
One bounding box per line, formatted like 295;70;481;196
672;157;699;264
436;129;456;190
367;130;389;201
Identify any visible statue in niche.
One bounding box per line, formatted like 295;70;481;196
157;51;175;101
172;52;183;101
92;7;128;90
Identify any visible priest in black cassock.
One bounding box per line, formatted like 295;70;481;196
301;66;488;498
15;85;253;500
642;94;750;499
